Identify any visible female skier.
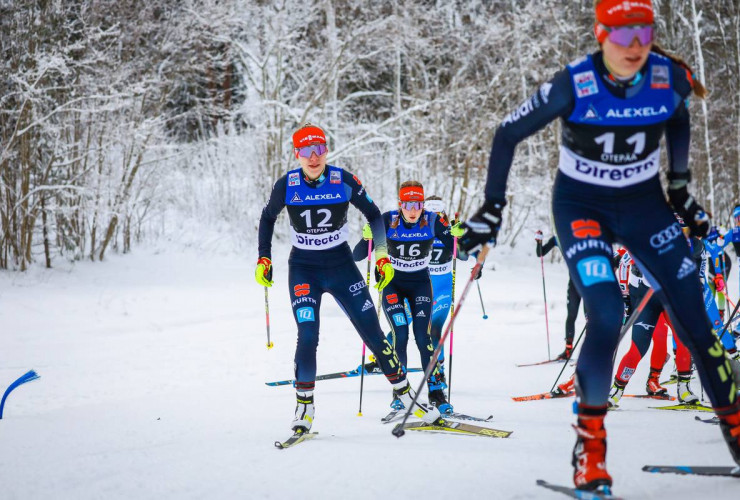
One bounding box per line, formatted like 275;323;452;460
459;0;740;492
354;182;462;413
257;124;439;434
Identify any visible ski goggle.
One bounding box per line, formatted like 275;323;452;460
601;24;654;47
400;201;423;211
295;144;328;158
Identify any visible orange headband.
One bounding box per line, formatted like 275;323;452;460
594;0;654;43
399;186;424;202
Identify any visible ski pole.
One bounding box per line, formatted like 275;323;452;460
549;323;585;394
540;249;552;360
264;287;274;349
448;213;459;403
716;294;740;347
476;280;488;319
393;244;491;438
358;239;373;417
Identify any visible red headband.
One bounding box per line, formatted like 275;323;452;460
293;125;326;148
399;186;424;202
594;0;654;43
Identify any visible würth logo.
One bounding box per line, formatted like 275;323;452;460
571;219;602;239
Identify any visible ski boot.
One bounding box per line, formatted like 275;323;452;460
646;368;668;396
428;389;453;415
607;380;625;408
389;393;405;410
426;368;452;414
291;392;315;432
361;355;379;374
557;342;574;361
572;409;612;491
677;375;699;404
555;374;575;396
393;383;442;424
716;400;740;465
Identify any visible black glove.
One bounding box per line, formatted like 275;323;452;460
667;184;709;238
459;198;506;253
473;266;483;280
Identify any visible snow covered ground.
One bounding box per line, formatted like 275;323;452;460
1;243;739;499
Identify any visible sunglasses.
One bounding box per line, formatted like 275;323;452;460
400;201;423;211
603;25;654;47
296;144;328;158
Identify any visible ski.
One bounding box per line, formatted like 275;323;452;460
382;408;492;424
512;389;574;402
694;415;719;425
393;419;512;438
517;358;575;368
381;409;403;424
649;402;713;412
274;430;318;449
266;367;422;386
536;479;623;499
642;465;740;477
447;412;494;422
622;394;675;401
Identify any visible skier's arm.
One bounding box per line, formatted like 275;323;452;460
258;176;287;260
484;69;575;201
345;172;388;258
352;236;375;262
664;65;694;181
537;236;557;257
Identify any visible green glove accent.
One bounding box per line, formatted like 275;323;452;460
255;257;273;287
362;223;373;240
374;257;394;290
450;222;464;238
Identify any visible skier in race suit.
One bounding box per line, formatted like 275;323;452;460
608;223;704;408
535;232;583;359
458;0;740;491
352;182;462;413
256;124;440;433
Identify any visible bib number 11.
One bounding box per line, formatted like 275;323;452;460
594;132;645;155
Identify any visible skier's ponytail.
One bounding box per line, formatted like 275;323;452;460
650;44;708;99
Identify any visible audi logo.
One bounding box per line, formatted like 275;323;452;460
348;281;367;293
649;223;681;248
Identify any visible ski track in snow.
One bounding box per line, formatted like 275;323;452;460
1;245;739;499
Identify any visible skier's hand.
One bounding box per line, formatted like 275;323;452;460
714;273;726;293
255;257;273;287
375;257;394;290
450;222;465;238
459;198;506;253
667;184;709;237
534;230;543;242
362;223;373;240
473;266;483;280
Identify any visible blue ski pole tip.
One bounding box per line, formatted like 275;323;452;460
483;315;488;319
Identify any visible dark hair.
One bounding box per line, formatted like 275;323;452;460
400;180;423;190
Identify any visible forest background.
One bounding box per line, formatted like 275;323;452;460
2;0;740;271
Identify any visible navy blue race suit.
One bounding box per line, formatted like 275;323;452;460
258;165;405;393
480;51;736;412
353;210;456;389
